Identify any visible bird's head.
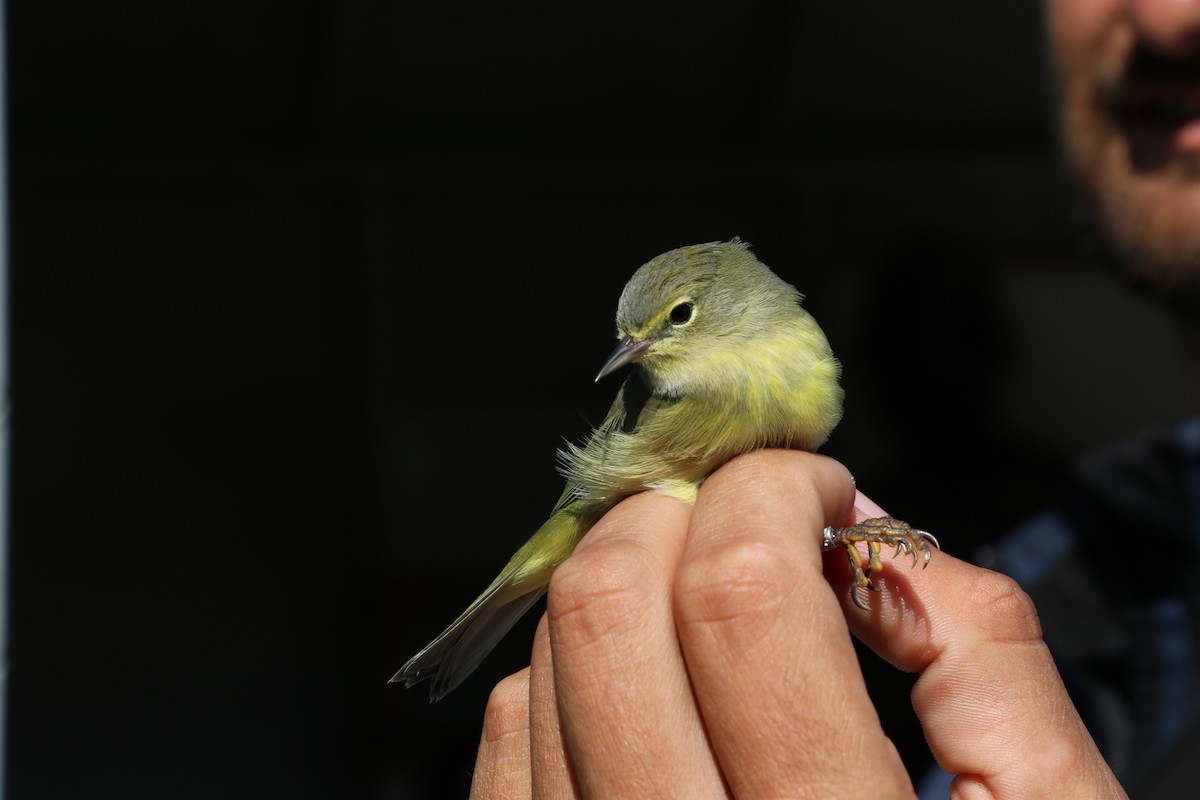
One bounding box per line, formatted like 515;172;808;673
595;239;802;396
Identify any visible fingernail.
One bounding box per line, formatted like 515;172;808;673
854;490;887;520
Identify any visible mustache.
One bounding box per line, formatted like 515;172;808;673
1099;44;1200;115
1123;44;1200;85
1091;44;1200;174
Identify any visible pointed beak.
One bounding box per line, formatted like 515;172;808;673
595;335;653;382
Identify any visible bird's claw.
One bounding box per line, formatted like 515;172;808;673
822;517;939;610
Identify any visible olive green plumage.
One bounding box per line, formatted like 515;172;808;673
392;239;844;701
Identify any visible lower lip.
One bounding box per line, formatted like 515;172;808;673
1122;112;1200;160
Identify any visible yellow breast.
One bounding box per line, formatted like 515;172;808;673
559;316;843;515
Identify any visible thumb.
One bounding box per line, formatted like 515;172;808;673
828;492;1127;800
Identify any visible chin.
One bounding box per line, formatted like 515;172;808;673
1068;114;1200;301
1099;172;1200;295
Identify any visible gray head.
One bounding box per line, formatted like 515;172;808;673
595;239;805;389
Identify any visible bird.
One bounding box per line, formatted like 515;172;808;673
392;238;937;701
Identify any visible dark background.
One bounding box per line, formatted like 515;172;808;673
7;1;1196;798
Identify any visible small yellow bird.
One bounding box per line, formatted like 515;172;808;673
393;239;936;700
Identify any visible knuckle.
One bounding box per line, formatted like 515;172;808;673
546;543;656;644
973;569;1044;645
674;540;796;636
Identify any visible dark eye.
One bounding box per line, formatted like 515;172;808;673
669;302;693;325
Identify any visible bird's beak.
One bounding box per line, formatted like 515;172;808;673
595;335;653;382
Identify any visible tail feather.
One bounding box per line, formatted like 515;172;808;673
391;581;548;701
392;502;589;700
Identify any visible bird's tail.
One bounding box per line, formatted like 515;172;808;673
390;502;588;701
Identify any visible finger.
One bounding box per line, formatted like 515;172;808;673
528;614;578;799
545;490;726;798
469;668;533;800
839;492;1126;800
674;449;913;798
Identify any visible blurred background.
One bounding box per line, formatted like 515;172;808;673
7;1;1197;798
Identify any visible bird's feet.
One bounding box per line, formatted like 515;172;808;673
822;517;939;610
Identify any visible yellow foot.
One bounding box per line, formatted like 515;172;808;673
822;517;939;610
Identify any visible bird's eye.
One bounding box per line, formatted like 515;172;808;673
669;302;694;325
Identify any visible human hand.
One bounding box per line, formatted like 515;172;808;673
468;449;1128;799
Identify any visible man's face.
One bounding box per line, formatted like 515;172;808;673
1051;0;1200;295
